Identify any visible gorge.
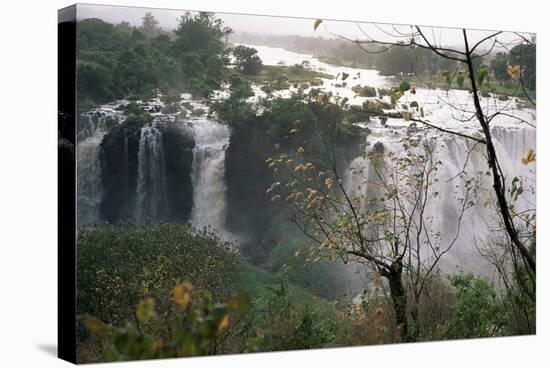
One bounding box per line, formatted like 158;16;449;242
76;44;536;276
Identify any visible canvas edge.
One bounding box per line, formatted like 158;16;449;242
58;3;77;364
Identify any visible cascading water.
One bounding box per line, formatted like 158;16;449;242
77;110;122;225
77;129;105;225
135;126;168;223
188;114;231;232
344;119;536;273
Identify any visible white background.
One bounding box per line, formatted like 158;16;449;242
0;0;547;366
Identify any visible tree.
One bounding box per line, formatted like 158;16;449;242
490;52;509;85
266;90;473;341
172;12;227;54
509;43;536;90
321;22;536;288
141;12;160;38
233;45;263;75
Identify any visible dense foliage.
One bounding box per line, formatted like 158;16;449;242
77;223;241;328
232;45;263;75
76;12;231;107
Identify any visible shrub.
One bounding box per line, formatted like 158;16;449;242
83;283;252;361
77;222;241;328
352;85;377;97
242;280;338;352
443;273;506;339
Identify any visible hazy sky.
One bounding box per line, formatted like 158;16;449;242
77;3;531;51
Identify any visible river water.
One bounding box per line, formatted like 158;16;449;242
76;44;536;274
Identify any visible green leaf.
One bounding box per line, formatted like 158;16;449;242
390;86;404;102
399;81;410;92
477;65;489;87
410;101;419;108
228;292;251;313
456;72;465;88
341;72;349;81
441;71;452;85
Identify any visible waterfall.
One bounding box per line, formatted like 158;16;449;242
77;109;124;225
78;113;98;141
345;122;536;273
135;127;168;223
77;129;105;226
189;116;230;232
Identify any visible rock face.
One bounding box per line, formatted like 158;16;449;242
373;141;385;154
224;119;276;252
162;123;195;222
99;120;142;222
96;119;195;223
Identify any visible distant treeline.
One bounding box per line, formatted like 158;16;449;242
232;32;536;90
76;12;233;107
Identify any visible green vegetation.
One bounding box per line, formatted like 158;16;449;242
232;45;263;75
352;84;377;97
234;33;536;102
77;223;241;329
77;223;342;362
233;62;332;94
83;284;251;361
444;273;506;339
77;12;231;107
74;15;536;363
77;223;526;361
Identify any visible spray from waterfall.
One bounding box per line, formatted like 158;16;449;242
344;121;536;274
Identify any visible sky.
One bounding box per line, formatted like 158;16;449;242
76;3;532;51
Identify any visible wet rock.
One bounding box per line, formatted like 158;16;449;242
373;141;385;154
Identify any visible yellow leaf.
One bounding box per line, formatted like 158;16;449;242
313;19;323;31
217;314;230;333
136;297;155;323
297;146;305;155
507;65;521;77
173;282;193;308
83;316;102;334
325;178;333;189
521;149;536;165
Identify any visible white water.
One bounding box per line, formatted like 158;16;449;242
77;128;105;225
249;44;536;272
77;109;123;225
135;126;168;223
188;104;231;232
75;45;536;270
